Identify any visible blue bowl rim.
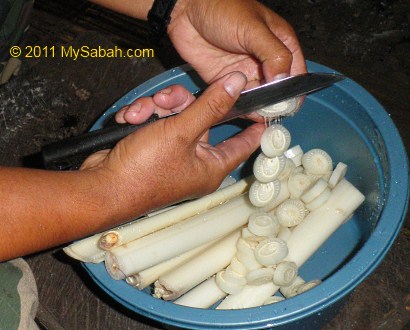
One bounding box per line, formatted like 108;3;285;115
85;61;409;329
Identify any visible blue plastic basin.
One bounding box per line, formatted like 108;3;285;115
84;61;409;329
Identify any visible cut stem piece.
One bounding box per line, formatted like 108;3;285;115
248;212;281;237
216;269;247;294
64;177;252;262
254;238;288;266
105;194;255;279
256;97;299;117
296;280;322;294
126;240;215;290
280;276;305;298
288;172;312;199
260;124;291;157
249;180;281;207
302;149;333;175
284;145;304;167
153;231;240;300
272;261;298;286
253;153;286;183
276;199;306;227
174;276;227;308
328;162;348;188
216;282;279;309
286;179;365;267
264;295;285;305
300;179;328;204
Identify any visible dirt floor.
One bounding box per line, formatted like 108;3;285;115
0;0;409;329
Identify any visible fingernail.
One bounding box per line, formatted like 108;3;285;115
224;72;247;97
273;73;289;81
126;102;142;113
159;87;172;95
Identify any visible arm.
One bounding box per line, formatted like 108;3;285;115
0;168;120;259
90;0;153;20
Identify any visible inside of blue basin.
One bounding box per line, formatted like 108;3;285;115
83;61;408;329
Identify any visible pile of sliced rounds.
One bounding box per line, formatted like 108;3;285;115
214;124;349;305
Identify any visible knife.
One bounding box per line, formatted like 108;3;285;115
42;72;344;170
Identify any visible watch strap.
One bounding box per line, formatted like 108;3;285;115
147;0;178;43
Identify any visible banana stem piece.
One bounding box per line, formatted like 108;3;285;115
126;240;215;290
286;179;365;267
216;282;279;310
64;177;253;263
174;276;227;308
153;231;240;300
105;195;255;279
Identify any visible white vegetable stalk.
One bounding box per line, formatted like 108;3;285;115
153;231;240;300
126;240;215;290
286;179;365;267
105;194;256;279
174;276;227;308
264;295;285;305
216;282;279;310
62;235;106;263
62;215;147;263
63;177;252;263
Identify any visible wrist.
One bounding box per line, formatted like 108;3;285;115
90;165;149;224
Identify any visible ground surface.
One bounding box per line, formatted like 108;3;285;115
0;0;409;329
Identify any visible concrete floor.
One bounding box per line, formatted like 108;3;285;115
0;0;409;329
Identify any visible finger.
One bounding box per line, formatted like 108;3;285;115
115;97;156;125
243;19;294;81
261;9;307;79
115;86;196;125
176;71;247;140
115;106;129;124
153;85;196;112
266;23;307;78
197;123;265;174
217;123;265;173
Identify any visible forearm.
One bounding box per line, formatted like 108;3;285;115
0;167;134;261
89;0;154;20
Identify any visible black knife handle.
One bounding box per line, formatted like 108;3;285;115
42;114;160;170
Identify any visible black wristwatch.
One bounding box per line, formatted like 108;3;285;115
147;0;178;43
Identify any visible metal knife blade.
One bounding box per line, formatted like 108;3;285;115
220;72;344;123
42;72;344;170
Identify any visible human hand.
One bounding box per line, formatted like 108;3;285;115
81;72;265;219
116;0;307;124
169;0;307;86
114;84;196;125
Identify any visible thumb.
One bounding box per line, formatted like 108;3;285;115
176;71;247;139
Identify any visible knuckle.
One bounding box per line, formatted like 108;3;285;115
206;96;229;120
273;47;293;63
